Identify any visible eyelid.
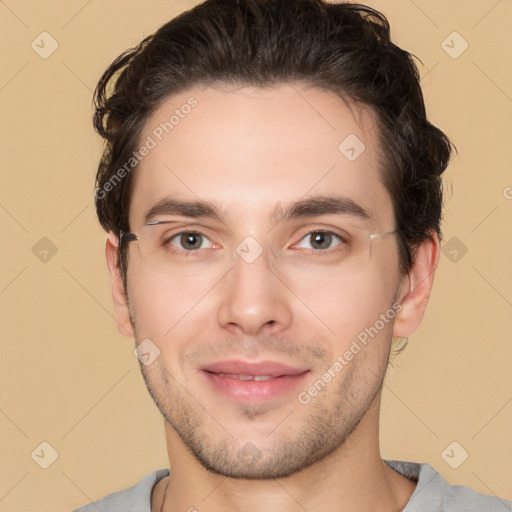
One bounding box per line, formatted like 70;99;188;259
147;218;232;236
170;230;220;249
288;227;349;250
154;223;352;252
152;221;217;237
293;224;356;245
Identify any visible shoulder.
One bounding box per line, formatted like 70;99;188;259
72;468;170;512
385;459;511;512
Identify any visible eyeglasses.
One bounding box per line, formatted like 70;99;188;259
119;220;397;281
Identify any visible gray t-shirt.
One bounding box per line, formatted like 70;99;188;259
73;459;511;511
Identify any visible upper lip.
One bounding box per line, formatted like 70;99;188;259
201;360;309;377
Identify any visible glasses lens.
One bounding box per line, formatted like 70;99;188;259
130;223;394;280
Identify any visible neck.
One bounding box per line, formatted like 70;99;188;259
153;395;416;512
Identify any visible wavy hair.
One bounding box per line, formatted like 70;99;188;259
93;0;454;275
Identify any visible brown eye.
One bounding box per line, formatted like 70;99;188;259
170;232;210;251
309;232;333;250
296;231;342;251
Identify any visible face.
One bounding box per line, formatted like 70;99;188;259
112;84;418;479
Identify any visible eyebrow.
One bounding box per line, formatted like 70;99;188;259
272;195;372;224
143;195;372;226
144;198;223;224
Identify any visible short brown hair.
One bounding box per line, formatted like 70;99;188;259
93;0;454;274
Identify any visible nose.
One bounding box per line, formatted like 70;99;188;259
217;246;293;336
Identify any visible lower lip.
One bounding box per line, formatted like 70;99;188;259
202;370;309;404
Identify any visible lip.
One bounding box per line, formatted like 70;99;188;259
201;360;308;377
201;359;310;404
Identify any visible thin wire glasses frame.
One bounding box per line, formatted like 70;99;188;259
118;220;398;276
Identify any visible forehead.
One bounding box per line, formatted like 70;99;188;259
129;84;394;230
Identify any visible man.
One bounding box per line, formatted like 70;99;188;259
76;0;511;510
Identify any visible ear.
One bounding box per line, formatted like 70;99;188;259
393;232;440;338
105;232;135;338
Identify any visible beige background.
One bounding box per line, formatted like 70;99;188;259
0;1;511;510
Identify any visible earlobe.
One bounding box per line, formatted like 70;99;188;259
393;233;440;338
106;232;135;338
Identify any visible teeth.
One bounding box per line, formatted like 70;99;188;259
217;373;275;381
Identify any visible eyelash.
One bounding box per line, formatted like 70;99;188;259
162;229;347;255
291;230;346;253
163;231;215;254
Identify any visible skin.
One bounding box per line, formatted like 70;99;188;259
105;84;439;512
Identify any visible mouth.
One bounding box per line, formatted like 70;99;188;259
212;373;280;381
201;360;310;404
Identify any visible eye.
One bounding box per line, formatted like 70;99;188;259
169;232;213;251
294;231;344;251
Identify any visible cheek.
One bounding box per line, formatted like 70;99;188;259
293;273;397;339
126;251;401;364
126;268;215;340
